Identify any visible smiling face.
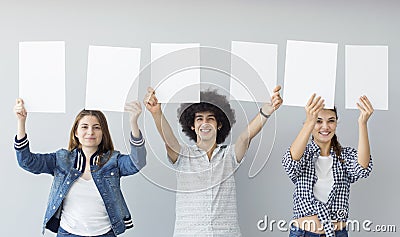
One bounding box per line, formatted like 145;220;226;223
75;115;103;150
191;111;221;143
312;109;338;147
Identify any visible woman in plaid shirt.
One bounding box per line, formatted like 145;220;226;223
282;94;374;237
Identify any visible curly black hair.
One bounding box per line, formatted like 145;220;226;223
177;90;236;144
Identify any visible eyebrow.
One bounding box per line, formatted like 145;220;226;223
317;117;336;120
80;123;101;126
195;113;215;118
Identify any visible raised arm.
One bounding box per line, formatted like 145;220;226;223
13;98;57;175
125;100;143;138
14;98;27;139
235;85;283;163
143;87;181;163
356;95;374;168
289;94;324;161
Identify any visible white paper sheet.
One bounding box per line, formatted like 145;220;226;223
345;45;388;110
230;41;278;102
283;40;338;108
85;45;141;112
19;41;65;113
151;43;200;103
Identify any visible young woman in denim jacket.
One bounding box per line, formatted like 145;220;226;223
14;98;147;237
282;94;374;237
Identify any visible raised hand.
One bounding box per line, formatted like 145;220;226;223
125;100;142;138
143;87;161;115
260;85;283;116
143;87;180;163
14;98;27;139
14;98;27;121
305;93;325;125
287;94;325;161
125;101;142;123
357;95;374;124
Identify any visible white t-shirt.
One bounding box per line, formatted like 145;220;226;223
60;177;112;236
313;155;334;203
172;144;242;236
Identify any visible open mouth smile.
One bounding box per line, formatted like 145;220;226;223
319;131;331;136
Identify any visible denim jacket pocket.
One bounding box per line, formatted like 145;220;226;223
102;165;120;189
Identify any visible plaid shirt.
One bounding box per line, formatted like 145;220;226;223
282;140;373;237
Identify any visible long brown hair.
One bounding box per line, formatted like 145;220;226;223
68;109;114;166
329;107;342;160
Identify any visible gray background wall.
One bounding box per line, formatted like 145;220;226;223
0;0;398;236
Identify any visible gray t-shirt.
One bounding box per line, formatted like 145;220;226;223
172;144;242;237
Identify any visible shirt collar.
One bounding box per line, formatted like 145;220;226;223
310;139;339;161
192;144;227;152
74;148;101;172
309;140;320;154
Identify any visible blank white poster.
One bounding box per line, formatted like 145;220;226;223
19;41;65;113
283;40;338;108
345;45;388;110
85;45;141;112
230;41;278;102
151;43;200;103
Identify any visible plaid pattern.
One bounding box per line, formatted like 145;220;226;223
282;140;373;237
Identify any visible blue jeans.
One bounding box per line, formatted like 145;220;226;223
57;226;116;237
289;224;348;237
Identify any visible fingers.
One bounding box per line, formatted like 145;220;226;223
144;96;158;107
356;102;365;112
357;96;374;113
125;101;142;112
307;94;324;111
147;87;155;93
125;101;143;121
359;95;374;113
16;98;24;105
272;85;281;93
271;86;283;110
145;87;155;101
306;93;316;107
305;94;324;121
143;87;158;106
14;98;27;118
357;96;374;124
315;98;325;112
272;97;283;110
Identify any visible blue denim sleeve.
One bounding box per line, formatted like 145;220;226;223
343;147;373;183
118;131;147;176
282;147;302;184
14;134;57;175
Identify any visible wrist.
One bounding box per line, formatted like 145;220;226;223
17;117;26;123
151;109;163;118
259;108;271;118
358;121;368;127
303;121;315;129
130;116;139;123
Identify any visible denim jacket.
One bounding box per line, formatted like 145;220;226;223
14;132;147;235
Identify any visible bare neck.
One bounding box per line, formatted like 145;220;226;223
197;140;217;160
317;142;331;156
